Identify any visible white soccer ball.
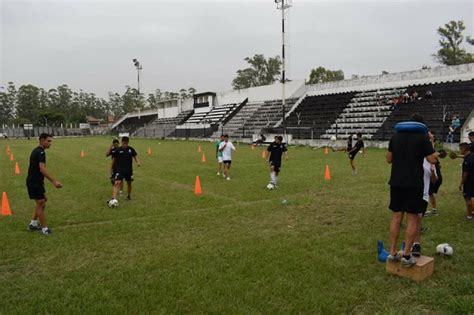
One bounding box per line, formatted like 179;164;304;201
436;243;453;256
108;198;119;208
330;135;337;142
266;183;275;190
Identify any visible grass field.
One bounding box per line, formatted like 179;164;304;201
0;137;473;313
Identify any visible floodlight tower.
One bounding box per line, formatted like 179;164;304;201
132;58;143;117
275;0;292;132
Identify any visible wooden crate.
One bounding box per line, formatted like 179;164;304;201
386;255;434;282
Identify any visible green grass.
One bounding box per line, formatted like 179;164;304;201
0;137;473;313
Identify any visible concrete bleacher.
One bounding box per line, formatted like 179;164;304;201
242;98;299;137
217;101;264;138
321;87;403;140
133;110;194;137
373;79;474;141
281;93;355;139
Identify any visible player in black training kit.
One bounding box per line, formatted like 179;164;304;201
110;137;140;201
348;132;365;175
106;139;123;193
27;133;62;235
459;142;474;219
267;136;288;187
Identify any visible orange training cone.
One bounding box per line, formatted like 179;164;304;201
14;162;20;175
80;150;85;158
1;192;12;216
324;147;328;155
9;153;14;161
201;153;206;162
262;150;267;159
324;165;331;181
147;147;152;156
198;145;202;153
6;145;11;155
252;144;255;150
194;176;202;195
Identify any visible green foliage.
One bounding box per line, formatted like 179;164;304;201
433;20;473;65
307;66;344;84
0;82;16;125
1;82;197;126
232;54;282;90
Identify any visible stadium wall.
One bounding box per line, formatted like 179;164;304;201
302;63;474;95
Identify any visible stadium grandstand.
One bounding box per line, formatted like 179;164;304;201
111;63;474;145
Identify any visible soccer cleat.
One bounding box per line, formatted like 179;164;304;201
217;172;220;176
28;224;41;231
411;243;422;257
387;252;402;262
423;210;432;217
119;191;124;196
226;177;231;181
127;195;131;200
432;209;438;216
401;255;417;267
41;228;52;235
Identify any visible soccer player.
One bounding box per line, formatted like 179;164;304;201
27;133;63;235
459;142;474;220
106;139;123;192
386;114;438;266
215;135;225;176
469;131;474;153
218;134;236;180
426;132;442;216
348;132;365;175
267;135;288;187
110;136;140;201
347;134;354;152
412;158;438;256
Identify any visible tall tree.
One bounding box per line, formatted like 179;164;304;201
0;82;16;125
17;84;41;123
433;20;473;65
232;54;282;90
307;66;344;84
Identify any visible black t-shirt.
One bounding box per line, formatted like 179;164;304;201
388;132;435;188
347;137;353;150
267;142;287;164
111;146;137;173
462;153;474;186
27;146;46;186
110;147;119;171
470;142;474;153
351;140;364;154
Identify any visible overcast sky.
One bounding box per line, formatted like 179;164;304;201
1;0;473;98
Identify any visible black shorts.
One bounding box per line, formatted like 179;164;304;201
463;183;474;198
429;178;442;195
269;161;281;172
389;186;425;214
223;160;232;166
113;172;134;182
27;184;45;200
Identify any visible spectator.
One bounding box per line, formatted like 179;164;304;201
447;115;461;143
410;90;418;102
424;90;432;99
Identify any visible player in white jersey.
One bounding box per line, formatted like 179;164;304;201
218;134;236;180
